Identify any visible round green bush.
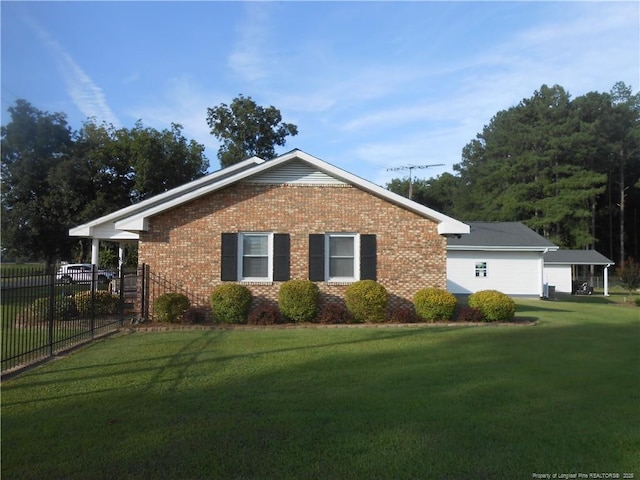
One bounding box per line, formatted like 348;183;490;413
24;296;78;322
210;284;252;324
154;292;190;323
344;280;388;323
278;280;319;323
635;297;640;307
413;288;457;322
75;291;120;317
468;290;516;322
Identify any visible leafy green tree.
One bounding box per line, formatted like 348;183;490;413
1;100;209;265
616;258;640;295
386;174;460;215
1;100;75;266
206;94;298;168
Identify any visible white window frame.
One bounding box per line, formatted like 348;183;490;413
238;232;273;282
325;233;360;282
475;261;487;278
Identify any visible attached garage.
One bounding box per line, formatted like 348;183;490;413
447;222;558;297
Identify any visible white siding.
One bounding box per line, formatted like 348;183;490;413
447;251;543;296
246;159;346;185
543;265;572;293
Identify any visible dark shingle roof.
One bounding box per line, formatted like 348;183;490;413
543;250;614;265
447;222;557;249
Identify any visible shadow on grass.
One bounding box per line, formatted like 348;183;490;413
2;318;639;480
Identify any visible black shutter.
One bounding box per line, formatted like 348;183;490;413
220;233;238;281
360;234;377;280
308;234;325;281
273;234;290;281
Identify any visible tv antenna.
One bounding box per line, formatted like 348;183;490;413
386;164;444;200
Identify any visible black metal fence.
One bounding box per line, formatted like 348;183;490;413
1;265;142;376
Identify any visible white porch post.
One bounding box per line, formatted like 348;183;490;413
91;238;100;267
118;243;125;273
604;264;610;296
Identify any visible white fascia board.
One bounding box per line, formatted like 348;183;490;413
114;149;469;236
290;151;470;236
115;160;273;231
448;245;560;252
70;156;265;236
545;260;613;266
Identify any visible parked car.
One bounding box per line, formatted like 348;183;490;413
56;264;116;284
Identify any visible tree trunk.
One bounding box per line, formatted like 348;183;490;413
619;151;625;265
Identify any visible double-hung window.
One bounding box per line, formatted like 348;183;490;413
326;233;359;281
221;232;290;282
475;261;487;278
309;233;376;283
240;233;272;281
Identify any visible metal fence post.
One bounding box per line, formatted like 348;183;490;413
47;268;55;356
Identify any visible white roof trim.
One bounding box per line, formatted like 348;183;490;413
72;150;469;237
69;156;265;237
448;245;560;252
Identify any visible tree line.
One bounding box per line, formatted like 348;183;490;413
1;96;298;266
388;82;640;265
2;84;638;267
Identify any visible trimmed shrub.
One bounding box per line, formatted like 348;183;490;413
247;304;280;325
210;284;252;324
468;290;516;322
318;303;353;324
75;291;120;317
278;280;319;323
635;297;640;307
23;296;78;322
413;288;457;322
456;306;485;323
154;293;190;323
345;280;388;323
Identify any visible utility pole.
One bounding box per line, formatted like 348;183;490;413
386;164;444;200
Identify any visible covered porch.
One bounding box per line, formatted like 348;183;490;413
543;250;614;296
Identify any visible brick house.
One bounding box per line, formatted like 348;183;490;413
70;150;469;313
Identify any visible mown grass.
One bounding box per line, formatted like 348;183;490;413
1;296;638;480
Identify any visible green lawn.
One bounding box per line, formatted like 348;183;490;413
2;296;639;480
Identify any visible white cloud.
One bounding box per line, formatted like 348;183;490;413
337;1;639;182
24;14;120;127
228;3;276;82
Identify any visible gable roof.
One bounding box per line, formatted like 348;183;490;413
543;250;614;265
447;222;558;252
70;149;469;239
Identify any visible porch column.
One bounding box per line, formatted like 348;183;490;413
604;264;610;296
118;243;125;273
91;238;100;267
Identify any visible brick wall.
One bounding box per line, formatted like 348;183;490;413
138;182;446;312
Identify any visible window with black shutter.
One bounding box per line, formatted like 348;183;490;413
221;232;290;282
360;234;377;280
220;233;238;281
273;234;290;281
309;233;377;282
308;234;325;281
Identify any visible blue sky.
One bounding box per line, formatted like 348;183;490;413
2;1;639;187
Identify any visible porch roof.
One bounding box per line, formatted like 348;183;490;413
543;250;614;266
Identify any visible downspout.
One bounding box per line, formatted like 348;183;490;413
604;263;611;297
541;248;549;298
